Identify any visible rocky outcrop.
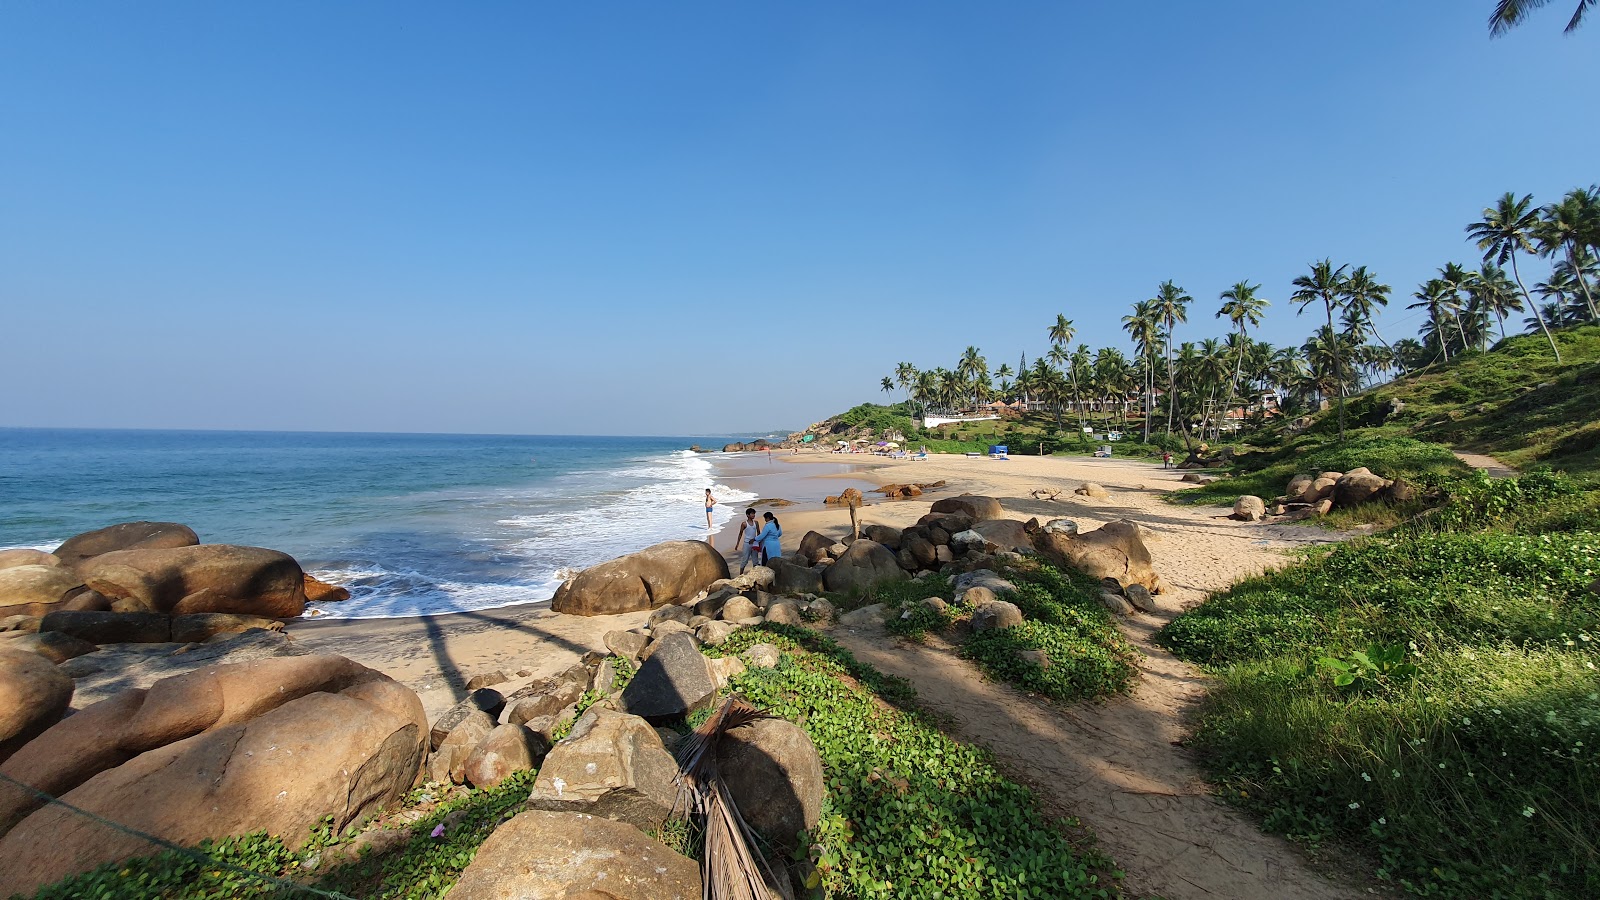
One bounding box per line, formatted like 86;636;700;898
0;565;86;618
448;810;700;900
715;718;824;855
527;707;679;831
822;540;906;594
78;545;308;617
551;541;728;616
0;649;73;764
930;494;1004;522
0;654;427;896
0;550;62;571
53;522;200;569
1028;519;1159;591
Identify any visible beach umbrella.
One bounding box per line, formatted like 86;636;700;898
885;441;899;448
876;441;888;446
837;440;849;445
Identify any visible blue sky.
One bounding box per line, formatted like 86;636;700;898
2;2;1595;436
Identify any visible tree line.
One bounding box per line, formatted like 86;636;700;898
879;185;1600;446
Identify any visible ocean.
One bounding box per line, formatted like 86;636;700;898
0;429;759;619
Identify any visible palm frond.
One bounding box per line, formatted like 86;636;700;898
674;698;781;900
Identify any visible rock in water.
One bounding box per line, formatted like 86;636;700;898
1028;519;1160;592
822;540;906;594
0;566;86;619
301;573;350;602
77;545;308;618
526;707;679;831
619;632;717;722
715;718;823;855
929;494;1005;522
551;541;728;616
0;649;74;763
448;809;700;900
0;655;426;895
52;522;199;569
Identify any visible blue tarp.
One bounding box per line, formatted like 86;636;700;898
989;445;1008;454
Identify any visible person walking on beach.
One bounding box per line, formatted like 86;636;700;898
1162;451;1173;469
756;512;782;565
704;488;716;529
731;507;762;573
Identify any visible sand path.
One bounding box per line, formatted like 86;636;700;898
1451;449;1517;479
779;453;1373;899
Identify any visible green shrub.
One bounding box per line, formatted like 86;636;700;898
708;628;1120;898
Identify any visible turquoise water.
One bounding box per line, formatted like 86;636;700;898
0;429;756;618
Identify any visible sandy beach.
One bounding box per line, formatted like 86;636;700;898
284;448;1333;720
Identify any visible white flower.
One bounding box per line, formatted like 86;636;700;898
1361;772;1372;782
1349;801;1361;809
1378;817;1387;825
1462;717;1472;726
1522;806;1536;818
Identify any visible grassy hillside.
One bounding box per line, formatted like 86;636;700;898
1320;325;1600;478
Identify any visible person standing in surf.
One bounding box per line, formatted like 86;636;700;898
731;507;762;573
756;511;782;565
704;488;716;530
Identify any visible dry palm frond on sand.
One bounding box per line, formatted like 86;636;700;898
674;698;783;900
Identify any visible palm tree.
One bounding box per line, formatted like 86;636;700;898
1122;299;1161;443
1439;263;1479;351
1342;266;1398;373
1538;191;1600;321
880;376;895;399
912;370;940;416
894;362;919;405
1488;0;1596;35
994;363;1014;401
1467;192;1561;361
1291;259;1351;440
1047;315;1076;351
956;347;987;407
1409;279;1455;363
1471;263;1524;340
1070;344;1094;434
1216;280;1269;427
1151;281;1191;436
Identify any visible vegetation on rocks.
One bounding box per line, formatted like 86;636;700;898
1159;472;1600;898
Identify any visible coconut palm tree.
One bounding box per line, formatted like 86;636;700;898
1471;263;1524;340
1122;299;1161;443
994;363;1014;400
1439;263;1480;352
1291;259;1352;440
1488;0;1596;35
1342;266;1396;373
1070;344;1094;433
894;362;919;405
880;376;895;399
956;347;987;407
1216;280;1269;427
1409;279;1455;363
1538;192;1600;321
1150;281;1191;436
1468;192;1561;361
1048;315;1076;352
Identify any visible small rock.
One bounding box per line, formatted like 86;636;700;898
429;688;506;751
429;709;498;784
620;632;718;723
805;597;835;621
1075;482;1109;498
593;657;619;694
707;656;747;689
526;708;679;830
1124;583;1158;614
464;671;509;692
742;644;782;669
506;678;584;727
1042;518;1079;536
463;723;549;788
1232;496;1266;522
695;620;742;647
1017;649;1051;669
827;543;849;559
603;630;649;663
838;603;887;627
719;596;760;622
648;605;693;629
1099;592;1134;615
960;585;998;607
920;597;949;615
763;601;804;627
971;601;1023;632
651;620;693;639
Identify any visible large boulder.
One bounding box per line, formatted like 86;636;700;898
0;688;146;835
798;530;835;564
428;708;498;784
53;522;199;569
0;551;62;572
551;541;728;616
77;545;307;617
972;519;1031;553
620;632;718;722
1028;520;1159;591
527;707;679;831
463;724;549;788
823;540;906;594
0;649;73;764
0;655;427;895
0;565;86;618
861;524;903;551
902;532;938;568
448;809;700;900
40;610;172;644
1335;469;1391;508
715;718;823;856
1284;474;1317;502
768;557;824;595
929;494;1004;522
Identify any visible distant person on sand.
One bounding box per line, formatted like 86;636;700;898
756;511;782;565
732;507;762;573
704;488;716;529
1162;451;1173;469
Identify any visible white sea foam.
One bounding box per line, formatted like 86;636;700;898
0;542;63;553
309;449;757;620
